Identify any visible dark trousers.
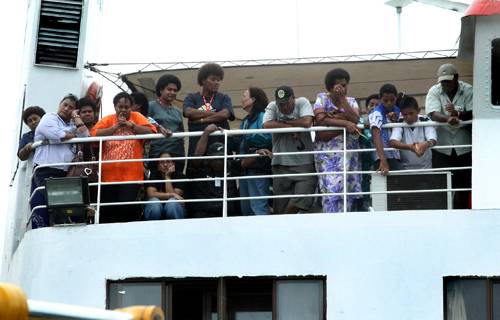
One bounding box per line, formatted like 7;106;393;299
99;184;141;223
432;149;471;209
32;167;67;228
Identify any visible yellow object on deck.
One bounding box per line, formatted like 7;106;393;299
0;283;28;320
115;306;164;320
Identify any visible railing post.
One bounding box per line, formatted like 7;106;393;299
222;130;228;218
95;139;103;224
343;128;347;213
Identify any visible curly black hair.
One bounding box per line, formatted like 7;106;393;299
22;106;46;124
155;74;182;97
324;68;350;91
197;63;224;86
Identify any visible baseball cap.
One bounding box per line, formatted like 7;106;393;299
437;63;458;82
275;85;294;104
207;142;225;156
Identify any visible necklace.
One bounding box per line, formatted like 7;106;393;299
200;94;215;112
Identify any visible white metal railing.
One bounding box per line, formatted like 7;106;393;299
28;120;472;224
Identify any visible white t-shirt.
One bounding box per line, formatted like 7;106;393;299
390;116;437;169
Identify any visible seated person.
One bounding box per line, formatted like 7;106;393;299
368;84;402;175
390;96;437;170
185;124;239;218
144;152;186;220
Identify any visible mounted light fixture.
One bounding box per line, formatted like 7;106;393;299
45;177;90;225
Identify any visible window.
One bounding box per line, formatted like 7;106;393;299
107;277;325;320
492;39;500;106
444;277;500;320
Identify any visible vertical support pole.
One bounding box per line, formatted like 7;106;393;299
218;278;226;320
223;130;228;218
396;6;402;51
343;128;347;213
95;139;103;224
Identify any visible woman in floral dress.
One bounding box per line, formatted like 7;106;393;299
314;68;362;213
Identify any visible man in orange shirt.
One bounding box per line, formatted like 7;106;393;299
92;92;157;223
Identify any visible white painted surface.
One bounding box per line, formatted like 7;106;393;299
5;211;500;319
471;15;500;210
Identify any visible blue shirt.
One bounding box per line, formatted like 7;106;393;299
183;92;234;155
18;131;34;152
368;104;401;160
239;112;272;154
33;112;89;171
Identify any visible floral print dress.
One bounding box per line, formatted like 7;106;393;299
313;93;362;213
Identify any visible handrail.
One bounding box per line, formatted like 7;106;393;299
27;120;473;223
29;120;473;148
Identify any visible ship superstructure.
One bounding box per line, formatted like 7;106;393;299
2;1;500;319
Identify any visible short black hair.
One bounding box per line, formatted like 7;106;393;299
22;106;45;124
379;83;398;97
155;74;182;97
247;87;269;122
76;97;97;112
113;91;134;106
131;92;149;117
60;93;78;104
399;95;419;111
197;63;224;86
324;68;350;91
365;94;379;107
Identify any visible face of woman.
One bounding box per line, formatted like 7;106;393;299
114;98;132;119
202;75;221;94
160;83;178;104
26;114;41;132
79;105;95;125
58;98;76;121
241;90;255;114
158;153;175;173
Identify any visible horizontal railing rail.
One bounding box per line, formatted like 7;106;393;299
27;120;473;224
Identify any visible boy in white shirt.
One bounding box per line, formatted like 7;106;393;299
390;96;437;169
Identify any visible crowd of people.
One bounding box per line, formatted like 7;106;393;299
18;62;473;228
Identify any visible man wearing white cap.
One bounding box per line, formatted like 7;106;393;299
425;63;473;209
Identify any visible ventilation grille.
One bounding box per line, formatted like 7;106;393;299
387;174;448;210
35;0;84;67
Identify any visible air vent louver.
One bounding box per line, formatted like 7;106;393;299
35;0;83;67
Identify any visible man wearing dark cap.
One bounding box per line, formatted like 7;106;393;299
184;124;239;218
263;85;318;214
425;63;473;209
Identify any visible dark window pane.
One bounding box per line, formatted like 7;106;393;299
226;278;272;320
492;39;500;106
171;280;218;320
446;279;487;320
108;282;162;309
492;282;500;320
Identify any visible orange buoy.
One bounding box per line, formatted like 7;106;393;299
115;306;164;320
0;283;28;320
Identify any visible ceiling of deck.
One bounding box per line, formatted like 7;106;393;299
122;57;472;123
